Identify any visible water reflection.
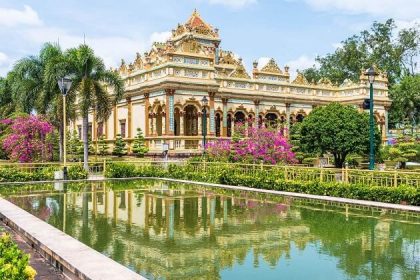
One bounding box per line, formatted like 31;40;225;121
7;181;420;280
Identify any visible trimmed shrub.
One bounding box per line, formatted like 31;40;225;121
0;233;36;280
67;165;88;180
104;162;137;178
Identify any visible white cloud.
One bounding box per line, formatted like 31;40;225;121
285;55;318;79
304;0;420;19
22;26;148;69
332;42;343;49
0;52;10;76
257;57;270;69
208;0;257;8
0;52;8;65
0;5;42;27
149;31;171;43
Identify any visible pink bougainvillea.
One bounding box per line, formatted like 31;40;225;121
204;125;296;164
205;139;232;160
2;115;54;162
234;126;296;164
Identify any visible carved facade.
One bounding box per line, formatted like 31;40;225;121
72;10;391;155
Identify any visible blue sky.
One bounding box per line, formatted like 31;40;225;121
0;0;419;77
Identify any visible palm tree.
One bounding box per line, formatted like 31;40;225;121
65;44;124;171
11;43;74;160
0;74;16;118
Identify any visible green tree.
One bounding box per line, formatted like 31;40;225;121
9;43;75;161
67;130;82;161
299;103;381;168
389;74;420;128
98;135;109;156
303;19;419;86
132;128;148;157
65;44;124;171
112;134;126;157
0;75;16;118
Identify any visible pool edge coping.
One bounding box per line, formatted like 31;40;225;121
0;198;146;280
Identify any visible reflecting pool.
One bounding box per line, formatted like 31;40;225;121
3;180;420;280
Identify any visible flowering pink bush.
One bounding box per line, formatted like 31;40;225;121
205;139;231;160
205;125;296;164
2;115;54;162
234;127;296;164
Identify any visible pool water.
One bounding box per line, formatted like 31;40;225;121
4;180;420;280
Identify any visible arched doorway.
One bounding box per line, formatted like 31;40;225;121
234;111;246;124
227;114;232;137
174;108;181;136
184;105;198;136
265;113;278;128
215;113;221;137
296;113;305;123
156;105;163;136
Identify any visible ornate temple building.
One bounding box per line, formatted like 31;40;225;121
72;10;391;155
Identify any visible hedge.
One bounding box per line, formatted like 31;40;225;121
104;162;420;206
0;165;88;182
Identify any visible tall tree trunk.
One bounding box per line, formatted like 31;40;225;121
82;114;89;172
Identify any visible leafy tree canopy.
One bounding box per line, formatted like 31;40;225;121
299;103;381;167
302;19;419;86
389;74;420;127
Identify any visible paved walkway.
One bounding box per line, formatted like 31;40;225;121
0;222;64;280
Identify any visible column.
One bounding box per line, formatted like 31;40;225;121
222;98;228;137
209;92;216;136
285;103;291;138
144;93;150;137
180;111;184;135
165;89;175;135
127;97;132;153
162;111;166;135
254;99;260;127
113;105;118;139
127;97;132;138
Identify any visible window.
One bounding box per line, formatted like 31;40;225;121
120;120;126;138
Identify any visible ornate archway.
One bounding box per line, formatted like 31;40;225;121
215;113;221;137
265;113;278;128
174;107;181;136
227;114;233;137
234;111;246;124
156;105;163;136
184;105;198;136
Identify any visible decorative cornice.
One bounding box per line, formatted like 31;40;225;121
260;58;282;74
